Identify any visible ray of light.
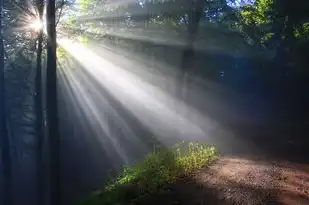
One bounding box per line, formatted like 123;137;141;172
59;38;215;142
58;59;154;168
57;35;262;165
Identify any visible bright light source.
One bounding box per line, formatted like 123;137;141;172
29;19;43;31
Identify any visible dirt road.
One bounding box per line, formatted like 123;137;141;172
187;156;309;205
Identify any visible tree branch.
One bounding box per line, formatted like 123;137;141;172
56;0;65;27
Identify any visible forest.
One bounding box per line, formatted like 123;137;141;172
1;0;309;204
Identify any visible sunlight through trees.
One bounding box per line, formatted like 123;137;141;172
1;0;309;204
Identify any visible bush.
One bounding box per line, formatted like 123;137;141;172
78;142;219;205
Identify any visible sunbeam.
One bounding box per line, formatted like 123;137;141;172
57;37;258;163
58;38;211;143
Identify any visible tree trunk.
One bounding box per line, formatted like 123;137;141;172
0;0;12;203
36;0;44;204
178;0;204;100
46;0;60;204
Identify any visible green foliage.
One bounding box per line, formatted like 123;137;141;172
77;142;219;205
78;36;89;45
241;0;273;23
238;0;280;46
57;47;69;58
294;22;309;39
240;5;260;25
261;32;274;43
255;0;273;22
80;0;94;10
66;17;75;25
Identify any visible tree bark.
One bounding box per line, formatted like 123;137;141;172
0;0;12;203
35;0;44;204
46;0;60;204
178;0;204;100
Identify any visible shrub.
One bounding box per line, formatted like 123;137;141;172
78;141;219;205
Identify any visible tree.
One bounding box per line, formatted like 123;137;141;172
177;0;205;100
46;0;60;204
35;0;44;203
0;0;12;204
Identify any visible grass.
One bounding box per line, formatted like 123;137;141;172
77;142;219;205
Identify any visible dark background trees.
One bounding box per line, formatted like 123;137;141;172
0;0;12;204
0;0;66;204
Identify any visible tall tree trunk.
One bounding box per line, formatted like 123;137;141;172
0;0;12;204
46;0;60;204
178;0;204;100
36;0;44;204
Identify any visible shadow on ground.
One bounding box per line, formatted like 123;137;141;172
139;156;309;205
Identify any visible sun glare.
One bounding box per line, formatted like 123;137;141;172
29;19;43;31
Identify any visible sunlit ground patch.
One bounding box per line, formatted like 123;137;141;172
196;156;309;205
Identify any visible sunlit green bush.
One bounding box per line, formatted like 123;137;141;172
78;142;219;205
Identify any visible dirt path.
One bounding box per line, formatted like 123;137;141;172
192;156;309;205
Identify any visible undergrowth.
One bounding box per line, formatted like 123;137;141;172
77;142;219;205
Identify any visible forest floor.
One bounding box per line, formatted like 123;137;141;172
124;123;309;205
174;156;309;205
175;123;309;205
128;155;309;205
78;133;309;205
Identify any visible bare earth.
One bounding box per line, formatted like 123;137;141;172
189;156;309;205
